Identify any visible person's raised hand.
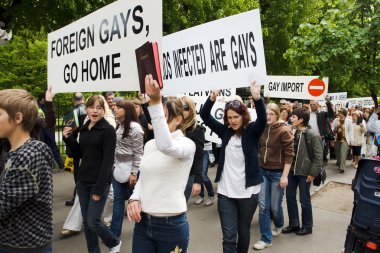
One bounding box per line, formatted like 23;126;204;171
250;81;261;100
45;86;55;102
145;74;161;105
210;90;220;102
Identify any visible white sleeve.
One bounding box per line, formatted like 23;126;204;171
129;178;141;200
367;113;380;133
148;104;195;159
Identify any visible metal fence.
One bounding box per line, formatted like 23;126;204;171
53;97;72;156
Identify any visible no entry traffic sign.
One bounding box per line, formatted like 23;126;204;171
308;78;326;97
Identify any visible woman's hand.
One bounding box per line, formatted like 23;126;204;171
139;91;149;104
210;90;220;102
92;194;101;201
63;127;73;138
127;200;142;222
192;183;201;196
250;81;261;100
45;86;55;102
145;74;161;105
279;176;288;189
129;174;137;186
306;175;315;183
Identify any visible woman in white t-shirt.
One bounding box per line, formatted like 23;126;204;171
126;75;195;253
200;81;267;253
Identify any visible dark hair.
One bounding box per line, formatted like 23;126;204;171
292;107;310;126
103;91;115;99
116;100;139;138
223;100;251;136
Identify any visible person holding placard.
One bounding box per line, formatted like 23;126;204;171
200;81;266;253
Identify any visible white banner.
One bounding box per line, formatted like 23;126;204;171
264;76;329;100
162;9;267;95
346;97;377;108
48;0;162;93
318;92;347;106
183;89;236;144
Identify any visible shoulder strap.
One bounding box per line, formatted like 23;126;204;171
303;130;313;162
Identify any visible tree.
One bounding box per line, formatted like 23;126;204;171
0;30;47;96
0;0;114;33
284;0;379;103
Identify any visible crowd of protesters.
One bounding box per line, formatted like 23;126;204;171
0;78;379;253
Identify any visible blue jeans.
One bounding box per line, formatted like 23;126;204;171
258;169;284;243
132;213;189;253
184;175;195;202
110;178;134;238
76;181;119;253
286;170;313;228
200;151;215;198
218;193;259;253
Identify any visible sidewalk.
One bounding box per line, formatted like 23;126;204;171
52;159;356;253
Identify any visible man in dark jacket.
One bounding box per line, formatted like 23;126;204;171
309;95;335;163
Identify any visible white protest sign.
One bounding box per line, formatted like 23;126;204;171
183;89;236;144
48;0;162;93
162;9;266;95
318;92;347;106
346;97;377;108
264;76;329;100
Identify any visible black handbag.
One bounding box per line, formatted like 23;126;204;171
304;131;326;186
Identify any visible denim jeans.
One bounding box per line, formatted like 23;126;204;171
218;193;259;253
258;169;284;243
184;175;195;202
76;181;119;253
132;213;189;253
110;177;133;238
286;170;313;228
200;151;215;198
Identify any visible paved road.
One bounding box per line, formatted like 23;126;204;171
52;160;356;253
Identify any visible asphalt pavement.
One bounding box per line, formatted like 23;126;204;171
51;159;356;253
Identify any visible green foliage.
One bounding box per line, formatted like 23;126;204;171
284;0;379;99
0;31;47;97
163;0;259;34
0;0;115;33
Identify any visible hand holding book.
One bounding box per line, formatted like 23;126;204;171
135;41;163;94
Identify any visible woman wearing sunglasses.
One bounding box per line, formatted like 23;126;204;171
200;81;267;253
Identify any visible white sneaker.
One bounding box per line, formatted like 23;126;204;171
272;226;282;237
109;240;122;253
205;197;214;206
195;197;204;205
253;240;272;250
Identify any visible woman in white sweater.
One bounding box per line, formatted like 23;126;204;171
127;75;196;253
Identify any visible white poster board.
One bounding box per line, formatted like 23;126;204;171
48;0;162;93
318;92;347;106
346;97;377;108
162;9;266;95
183;89;236;144
264;75;329;100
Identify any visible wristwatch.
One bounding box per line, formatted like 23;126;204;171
131;172;138;176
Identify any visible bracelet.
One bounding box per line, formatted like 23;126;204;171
128;199;139;204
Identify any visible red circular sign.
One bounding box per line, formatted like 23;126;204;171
308;79;325;97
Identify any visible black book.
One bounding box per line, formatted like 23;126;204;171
135;41;163;93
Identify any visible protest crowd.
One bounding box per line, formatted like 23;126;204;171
1;77;380;253
1;1;380;253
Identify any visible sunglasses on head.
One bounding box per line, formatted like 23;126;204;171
225;100;242;109
183;104;190;111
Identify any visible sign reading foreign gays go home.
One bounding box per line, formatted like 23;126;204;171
161;9;267;95
264;76;329;100
48;0;162;93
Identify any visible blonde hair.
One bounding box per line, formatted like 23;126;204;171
163;96;185;132
266;103;281;121
180;96;197;132
0;89;38;132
